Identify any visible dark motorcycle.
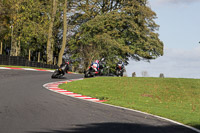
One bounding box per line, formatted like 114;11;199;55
51;61;69;79
98;58;107;76
116;61;124;77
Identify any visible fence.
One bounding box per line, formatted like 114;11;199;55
0;55;58;69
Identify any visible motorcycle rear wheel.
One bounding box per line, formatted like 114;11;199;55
51;70;60;78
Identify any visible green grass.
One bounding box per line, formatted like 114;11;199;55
59;77;200;129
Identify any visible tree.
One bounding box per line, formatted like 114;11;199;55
18;0;50;58
0;0;10;41
9;0;24;56
0;0;163;70
69;0;163;70
58;0;68;66
46;0;58;64
0;0;51;58
0;0;11;55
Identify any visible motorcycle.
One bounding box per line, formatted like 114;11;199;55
84;62;98;78
116;61;124;77
51;60;69;79
98;58;107;76
84;58;106;78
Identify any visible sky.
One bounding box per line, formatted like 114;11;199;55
126;0;200;78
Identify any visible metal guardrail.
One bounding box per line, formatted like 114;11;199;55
0;55;58;69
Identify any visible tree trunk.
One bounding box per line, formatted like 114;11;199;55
10;38;20;56
46;0;58;64
10;25;16;56
0;41;2;55
10;41;17;56
29;49;31;61
54;57;57;65
16;38;20;56
10;2;21;57
58;0;67;67
38;52;40;62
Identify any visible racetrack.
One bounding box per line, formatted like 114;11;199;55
0;69;198;133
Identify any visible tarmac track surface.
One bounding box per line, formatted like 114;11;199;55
0;69;198;133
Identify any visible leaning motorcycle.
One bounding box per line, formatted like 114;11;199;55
116;62;124;77
51;61;69;79
84;58;108;78
84;62;98;78
98;58;107;76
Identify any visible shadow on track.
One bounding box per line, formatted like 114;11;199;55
28;122;198;133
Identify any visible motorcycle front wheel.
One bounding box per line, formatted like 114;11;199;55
116;70;120;77
84;70;90;78
84;70;95;78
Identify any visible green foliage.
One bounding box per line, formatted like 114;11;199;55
69;0;163;70
0;0;51;58
0;0;12;40
19;0;50;49
0;0;163;66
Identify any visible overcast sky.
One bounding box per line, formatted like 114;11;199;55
126;0;200;78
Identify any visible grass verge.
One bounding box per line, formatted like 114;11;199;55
59;77;200;129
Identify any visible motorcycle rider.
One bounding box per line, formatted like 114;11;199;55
98;58;106;75
116;60;124;70
59;59;69;75
51;59;69;79
115;60;124;76
91;60;99;72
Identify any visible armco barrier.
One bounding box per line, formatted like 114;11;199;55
0;55;58;69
